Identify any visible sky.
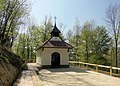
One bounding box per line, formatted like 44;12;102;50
30;0;120;35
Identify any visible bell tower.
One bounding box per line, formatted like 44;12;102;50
50;17;61;37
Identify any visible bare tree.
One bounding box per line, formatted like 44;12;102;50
73;18;81;47
66;29;73;43
42;16;53;42
105;4;120;69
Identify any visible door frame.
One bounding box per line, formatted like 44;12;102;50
51;52;60;68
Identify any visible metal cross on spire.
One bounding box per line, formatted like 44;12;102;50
54;16;57;24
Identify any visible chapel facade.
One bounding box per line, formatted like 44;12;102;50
36;22;73;68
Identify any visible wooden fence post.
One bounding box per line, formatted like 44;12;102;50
96;64;98;72
74;62;76;67
79;63;81;68
110;66;112;76
86;64;88;69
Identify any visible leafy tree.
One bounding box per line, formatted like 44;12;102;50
108;39;116;66
67;20;111;65
40;16;53;42
81;21;94;62
0;0;29;48
69;18;81;60
91;26;111;65
12;16;65;62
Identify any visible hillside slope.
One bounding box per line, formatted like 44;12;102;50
0;45;23;86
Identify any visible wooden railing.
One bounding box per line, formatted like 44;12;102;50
69;61;120;76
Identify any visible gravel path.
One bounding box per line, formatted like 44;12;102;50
14;63;41;86
39;67;120;86
14;63;120;86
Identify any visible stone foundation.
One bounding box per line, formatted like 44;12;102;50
41;65;69;68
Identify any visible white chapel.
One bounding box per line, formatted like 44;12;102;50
36;22;73;68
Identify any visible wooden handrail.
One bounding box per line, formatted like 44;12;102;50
69;61;120;76
97;65;110;68
112;67;120;70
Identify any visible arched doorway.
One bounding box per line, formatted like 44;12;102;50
51;52;60;68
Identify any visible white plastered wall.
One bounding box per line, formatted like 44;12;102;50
36;49;42;65
41;48;69;66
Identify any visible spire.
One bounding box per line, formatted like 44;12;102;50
54;16;57;25
50;17;61;37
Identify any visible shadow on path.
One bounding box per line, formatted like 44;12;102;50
43;67;88;73
38;67;95;86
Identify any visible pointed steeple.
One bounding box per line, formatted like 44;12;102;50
50;17;61;37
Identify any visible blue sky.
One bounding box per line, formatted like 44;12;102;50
30;0;120;35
